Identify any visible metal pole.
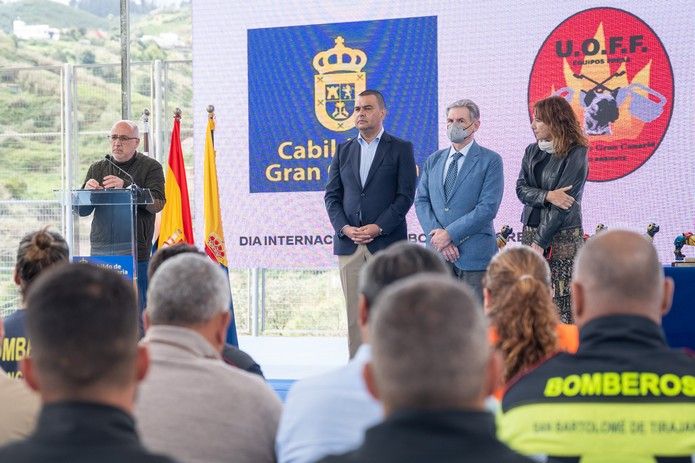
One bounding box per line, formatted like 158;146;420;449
260;269;266;332
120;0;130;120
141;108;150;155
152;59;163;163
250;268;260;336
62;63;74;259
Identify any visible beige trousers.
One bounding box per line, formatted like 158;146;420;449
338;244;373;358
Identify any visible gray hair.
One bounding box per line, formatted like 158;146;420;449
358;241;449;311
111;120;139;139
147;254;231;326
445;99;480;121
370;274;488;410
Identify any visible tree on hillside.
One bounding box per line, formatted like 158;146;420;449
79;50;95;64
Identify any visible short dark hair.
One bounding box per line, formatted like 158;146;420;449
358;89;386;109
359;242;449;316
25;263;139;391
370;275;487;409
148;243;205;279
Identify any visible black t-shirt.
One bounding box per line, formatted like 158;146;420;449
0;309;27;379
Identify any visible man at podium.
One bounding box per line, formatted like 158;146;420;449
80;120;165;308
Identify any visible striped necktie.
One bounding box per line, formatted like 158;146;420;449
444;151;463;199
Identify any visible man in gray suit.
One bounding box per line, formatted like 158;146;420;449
415;99;504;300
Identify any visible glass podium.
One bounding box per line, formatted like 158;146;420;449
63;188;153;291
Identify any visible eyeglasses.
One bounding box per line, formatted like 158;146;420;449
108;135;139;142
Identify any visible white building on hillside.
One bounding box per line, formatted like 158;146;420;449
13;19;61;41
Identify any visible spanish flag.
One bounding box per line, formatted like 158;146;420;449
158;113;194;248
204;109;238;346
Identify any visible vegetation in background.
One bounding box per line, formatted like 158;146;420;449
0;0;192;201
0;0;344;336
0;0;109;34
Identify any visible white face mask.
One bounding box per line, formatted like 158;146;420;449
538;139;556;154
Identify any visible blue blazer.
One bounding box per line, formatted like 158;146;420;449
325;131;417;256
415;141;504;271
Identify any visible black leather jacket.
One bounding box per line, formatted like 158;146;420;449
516;143;588;248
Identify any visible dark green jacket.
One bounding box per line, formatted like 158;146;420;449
80;152;165;261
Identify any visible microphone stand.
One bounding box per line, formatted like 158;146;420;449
104;154;140;192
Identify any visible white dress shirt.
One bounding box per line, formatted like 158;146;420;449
275;345;382;463
357;126;385;186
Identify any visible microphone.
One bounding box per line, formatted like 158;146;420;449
104;155;139;190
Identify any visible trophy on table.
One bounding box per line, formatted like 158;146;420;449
496;225;513;249
672;232;695;266
583;223;607;241
646;223;660;241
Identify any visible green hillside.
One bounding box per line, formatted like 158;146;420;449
0;1;192;201
0;1;200;318
0;0;111;33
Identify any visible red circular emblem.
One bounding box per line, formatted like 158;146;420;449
528;7;673;182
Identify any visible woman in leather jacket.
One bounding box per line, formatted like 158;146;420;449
516;96;588;323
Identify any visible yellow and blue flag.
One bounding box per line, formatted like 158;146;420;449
204;111;238;346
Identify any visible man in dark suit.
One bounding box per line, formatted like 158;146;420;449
0;263;176;463
325;89;417;358
318;275;533;463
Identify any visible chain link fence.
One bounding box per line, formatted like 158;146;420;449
0;61;346;337
260;269;344;336
0;201;63;318
0;65;64;317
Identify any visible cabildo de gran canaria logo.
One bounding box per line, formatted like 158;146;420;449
528;7;674;182
313;37;367;132
248;17;438;193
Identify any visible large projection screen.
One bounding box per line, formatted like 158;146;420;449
193;0;695;268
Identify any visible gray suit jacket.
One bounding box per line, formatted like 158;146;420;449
415;141;504;271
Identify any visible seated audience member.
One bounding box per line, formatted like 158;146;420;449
0;318;39;445
1;228;69;378
147;244;263;378
136;254;281;463
276;242;450;463
319;275;534;463
0;263;176;463
483;246;578;398
498;230;695;461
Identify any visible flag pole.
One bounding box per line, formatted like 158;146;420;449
203;104;239;346
207;105;215;146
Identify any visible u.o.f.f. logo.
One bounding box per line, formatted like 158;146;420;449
313;36;367;132
529;7;673;182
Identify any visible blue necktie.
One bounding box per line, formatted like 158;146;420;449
444;152;463;199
